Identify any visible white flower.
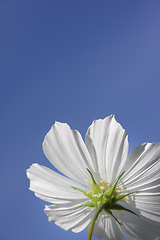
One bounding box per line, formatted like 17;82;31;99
27;115;160;240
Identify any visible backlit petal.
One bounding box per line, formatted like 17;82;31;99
121;143;160;222
85;115;129;183
45;203;95;232
43;122;94;184
92;212;123;240
27;164;89;203
115;202;160;240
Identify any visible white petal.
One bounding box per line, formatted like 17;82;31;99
26;164;88;203
134;191;160;222
122;143;160;187
92;212;123;240
122;142;148;173
121;143;160;222
45;203;94;233
85;115;129;183
43;122;94;184
116;203;160;240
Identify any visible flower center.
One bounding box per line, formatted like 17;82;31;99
72;169;139;225
85;179;110;193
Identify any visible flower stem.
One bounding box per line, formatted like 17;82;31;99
87;204;104;240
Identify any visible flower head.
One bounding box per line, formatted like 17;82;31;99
27;115;160;240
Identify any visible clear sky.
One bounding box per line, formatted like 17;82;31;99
1;1;160;240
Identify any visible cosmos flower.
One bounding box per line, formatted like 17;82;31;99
27;115;160;240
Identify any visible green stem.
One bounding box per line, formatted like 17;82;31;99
87;203;104;240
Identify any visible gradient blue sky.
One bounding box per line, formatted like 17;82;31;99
1;1;160;240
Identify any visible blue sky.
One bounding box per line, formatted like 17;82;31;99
1;1;160;240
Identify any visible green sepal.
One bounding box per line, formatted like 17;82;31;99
74;201;96;210
107;210;122;225
87;168;103;195
72;186;93;200
112;191;139;203
104;171;125;198
109;203;140;218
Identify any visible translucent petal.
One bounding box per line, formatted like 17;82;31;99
27;164;89;202
116;203;160;240
45;202;95;232
43;122;94;184
120;143;160;222
122;143;160;188
91;212;123;240
135;191;160;222
85;115;129;183
122;143;148;173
